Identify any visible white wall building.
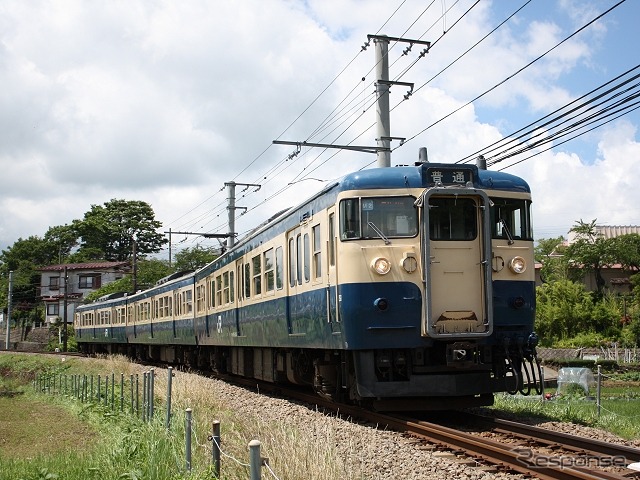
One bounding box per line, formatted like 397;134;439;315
39;261;130;324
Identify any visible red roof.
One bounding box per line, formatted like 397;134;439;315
39;261;130;271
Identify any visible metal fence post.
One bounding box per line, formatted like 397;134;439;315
166;367;173;429
142;372;147;422
135;373;139;417
249;440;262;480
212;420;221;477
149;368;155;420
105;376;109;406
185;408;193;471
111;372;115;410
596;364;602;417
120;373;124;412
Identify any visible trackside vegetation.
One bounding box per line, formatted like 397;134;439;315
0;353;384;480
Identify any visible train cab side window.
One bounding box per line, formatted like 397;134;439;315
340;196;418;240
209;278;216;308
429;197;477;241
275;246;284;290
490;198;533;240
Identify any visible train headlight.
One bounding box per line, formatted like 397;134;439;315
371;257;391;275
401;254;418;274
508;256;527;274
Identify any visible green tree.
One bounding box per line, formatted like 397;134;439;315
74;199;167;261
535;236;568;283
609;234;640;273
565;219;615;295
174;245;218;271
535;280;595;344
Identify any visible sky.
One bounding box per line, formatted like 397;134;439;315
1;0;639;260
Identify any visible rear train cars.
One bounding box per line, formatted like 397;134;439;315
75;161;540;409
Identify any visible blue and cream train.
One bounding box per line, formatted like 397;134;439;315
75;158;541;409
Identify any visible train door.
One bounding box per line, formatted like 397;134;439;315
326;207;339;326
420;189;493;338
235;259;243;337
286;227;305;335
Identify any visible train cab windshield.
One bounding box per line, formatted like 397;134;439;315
340;196;418;240
490;197;533;241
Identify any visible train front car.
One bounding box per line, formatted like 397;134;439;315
336;161;539;410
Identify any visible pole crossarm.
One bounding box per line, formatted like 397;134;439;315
367;34;431;48
164;231;231;239
273;140;389;154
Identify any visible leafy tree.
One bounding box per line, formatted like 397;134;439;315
535;280;596;344
609;234;640;273
535;236;568;283
174;245;219;271
74;199;167;261
565;219;615;295
43;225;78;264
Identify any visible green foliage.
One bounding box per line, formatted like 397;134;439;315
173;245;218;271
554;331;613;348
535;280;596;343
74;199;167;261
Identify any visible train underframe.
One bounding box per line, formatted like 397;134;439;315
80;338;541;411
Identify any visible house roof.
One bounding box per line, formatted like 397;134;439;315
39;261;130;272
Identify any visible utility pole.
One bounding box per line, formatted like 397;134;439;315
368;34;430;167
225;182;261;250
5;271;13;350
62;266;68;352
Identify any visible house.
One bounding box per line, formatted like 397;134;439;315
38;261;130;324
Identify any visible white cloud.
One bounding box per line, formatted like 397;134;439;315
0;0;638;252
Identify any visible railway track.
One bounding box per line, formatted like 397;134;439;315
222;376;640;480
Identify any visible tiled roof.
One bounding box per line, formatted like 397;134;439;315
39;261;130;271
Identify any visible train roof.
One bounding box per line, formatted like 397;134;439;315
337;163;531;193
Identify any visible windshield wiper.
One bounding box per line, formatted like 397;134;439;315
500;219;515;245
367;221;391;245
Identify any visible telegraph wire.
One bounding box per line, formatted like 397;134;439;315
398;0;627;149
456;64;640;164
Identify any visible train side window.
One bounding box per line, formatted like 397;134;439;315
328;213;335;266
209;278;215;308
244;263;251;298
312;224;321;279
288;238;296;287
229;270;235;303
275;246;284;290
252;255;262;295
296;234;303;285
237;265;243;300
264;248;275;292
216;275;223;306
223;272;230;304
303;233;310;282
185;289;193;313
168;296;172;316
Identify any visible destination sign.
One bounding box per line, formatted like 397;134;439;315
423;166;474;186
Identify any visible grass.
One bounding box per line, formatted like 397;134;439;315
488;384;640;440
0;353;374;480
